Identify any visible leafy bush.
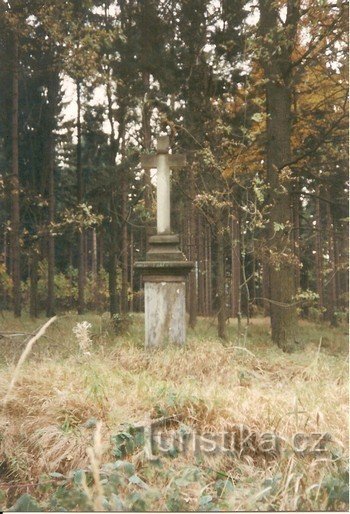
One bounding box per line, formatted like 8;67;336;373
112;313;133;335
21;261;111;312
0;263;12;309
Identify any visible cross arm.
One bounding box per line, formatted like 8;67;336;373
167;154;186;168
141;154;158;169
141;153;186;169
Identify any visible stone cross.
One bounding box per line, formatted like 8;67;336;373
141;135;186;234
136;135;192;348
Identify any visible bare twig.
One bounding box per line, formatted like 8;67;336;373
2;316;57;408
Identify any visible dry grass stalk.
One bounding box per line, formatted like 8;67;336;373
2;316;57;408
86;421;105;511
0;314;347;510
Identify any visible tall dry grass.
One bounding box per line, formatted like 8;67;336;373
0;313;348;510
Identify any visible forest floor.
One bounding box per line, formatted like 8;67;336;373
0;313;348;511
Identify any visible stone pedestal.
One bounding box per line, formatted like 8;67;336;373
135;234;193;348
145;281;186;347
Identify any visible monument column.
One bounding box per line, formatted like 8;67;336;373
135;136;193;347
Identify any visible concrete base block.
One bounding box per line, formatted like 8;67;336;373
145;281;186;347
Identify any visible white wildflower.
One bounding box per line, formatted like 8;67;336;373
73;321;92;355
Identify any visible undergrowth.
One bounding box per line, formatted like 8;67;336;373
0;313;348;511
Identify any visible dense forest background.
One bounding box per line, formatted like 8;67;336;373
0;0;348;351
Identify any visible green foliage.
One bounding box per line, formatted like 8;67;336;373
0;263;12;307
111;425;145;459
21;261;110;312
321;469;349;509
8;493;42;512
112;313;134;335
8;461;348;512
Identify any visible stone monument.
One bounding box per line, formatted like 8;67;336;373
135;136;193;348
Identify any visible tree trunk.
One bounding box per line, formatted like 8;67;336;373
292;192;301;292
92;228;97;278
259;0;299;351
142;70;153;253
46;115;55;317
262;258;270;316
197;214;206;316
142;71;152;211
130;228;134;312
188;166;197;328
46;124;55;317
11;31;21;317
45;65;59;317
333;229;341;307
109;195;118;316
207;223;213;316
97;228;104;312
29;248;38;318
325;191;337;326
231;210;240;318
76;80;85;314
2;229;9;309
217;217;227;339
120;133;128;314
203;222;212;317
315;191;324;310
106;79;120;317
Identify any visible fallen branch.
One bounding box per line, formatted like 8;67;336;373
2;316;57;408
0;332;31;337
229;346;257;359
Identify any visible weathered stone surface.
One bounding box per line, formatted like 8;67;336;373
135;260;193;278
137;136;191;348
146;233;186;261
149;234;180;244
140;135;186;235
144;281;186;347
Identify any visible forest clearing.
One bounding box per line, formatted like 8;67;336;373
0;314;348;511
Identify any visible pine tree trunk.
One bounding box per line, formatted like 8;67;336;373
109;194;118;316
217;217;227;339
92;228;97;278
121;184;129;313
251;245;257;307
142;70;152;247
121;222;128;314
292;193;301;292
334;229;341;306
76;80;85;314
231;210;240;318
120;135;129;314
315;191;324;310
46;128;55;317
29;248;38;318
130;228;134;312
97;228;104;312
259;0;299;351
44;62;60;317
204;221;209;316
338;223;349;309
3;230;9;309
188;166;197;328
262;259;270;316
197;214;206;316
325;191;337;326
11;31;21;317
46;67;59;317
207;223;213;315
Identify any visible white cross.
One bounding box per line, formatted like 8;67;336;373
141;136;186;234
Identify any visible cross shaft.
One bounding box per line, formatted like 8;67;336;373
141;136;186;234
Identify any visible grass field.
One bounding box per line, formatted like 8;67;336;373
0;313;348;511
